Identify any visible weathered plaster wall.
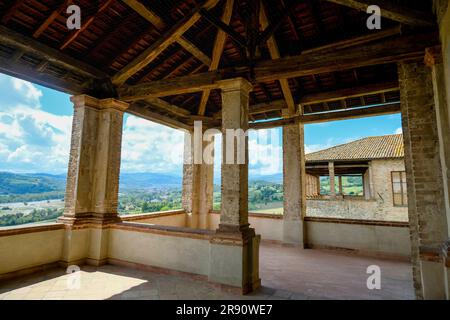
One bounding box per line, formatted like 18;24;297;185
0;227;64;274
122;213;187;227
305;220;411;257
108;228;210;276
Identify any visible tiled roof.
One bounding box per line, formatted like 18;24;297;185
306;134;404;162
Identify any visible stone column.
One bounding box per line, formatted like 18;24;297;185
182;129;215;229
60;95;128;266
282;121;306;246
329;161;336;197
399;60;449;299
209;78;260;294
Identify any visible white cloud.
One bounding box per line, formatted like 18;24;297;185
395;127;403;134
120;115;185;174
0;75;72;173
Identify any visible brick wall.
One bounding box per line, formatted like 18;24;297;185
399;61;448;298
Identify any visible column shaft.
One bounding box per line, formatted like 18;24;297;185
282;121;306;246
209;78;260;294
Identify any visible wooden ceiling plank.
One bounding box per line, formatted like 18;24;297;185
120;0;212;69
325;0;434;27
198;0;235;116
59;0;114;50
260;0;296;116
112;0;220;85
33;0;72;38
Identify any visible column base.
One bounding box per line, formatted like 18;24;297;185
209;225;261;294
283;219;305;247
59;214;119;268
420;245;447;299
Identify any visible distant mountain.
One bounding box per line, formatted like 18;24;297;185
0;170;282;195
0;172;66;195
250;173;283;184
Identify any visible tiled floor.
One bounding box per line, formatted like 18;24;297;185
0;243;415;300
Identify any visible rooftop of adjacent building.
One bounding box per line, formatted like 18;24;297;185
306;134;404;163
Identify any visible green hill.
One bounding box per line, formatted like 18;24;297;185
0;172;66;195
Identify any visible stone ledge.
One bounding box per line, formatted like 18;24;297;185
304;216;409;227
120;209;186;222
112;221;214;240
210;210;283;220
0;222;65;237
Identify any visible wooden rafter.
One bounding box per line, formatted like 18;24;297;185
33;0;72;38
144;97;191;118
119;32;435;101
60;0;114;50
198;0;234;116
120;0;212;72
260;0;296;116
300;81;398;106
112;0;220;85
325;0;434;27
248;102;400;129
127;104;191;131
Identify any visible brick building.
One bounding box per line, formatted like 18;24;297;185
305;134;408;222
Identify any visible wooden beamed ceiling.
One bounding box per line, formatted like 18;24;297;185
0;0;437;129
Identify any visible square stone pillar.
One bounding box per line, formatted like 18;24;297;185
209;78;260;294
60;95;128;266
399;60;449;299
282;121;306;246
182;129;215;229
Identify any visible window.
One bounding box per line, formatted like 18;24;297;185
391;171;407;206
319;175;364;196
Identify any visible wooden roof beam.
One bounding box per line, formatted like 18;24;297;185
300;81;399;106
117;0;215;84
127;104;191;131
299;103;401;124
121;0;211;65
325;0;435;27
250;102;401;129
198;0;235;116
0;26;108;79
118;32;436;101
260;0;296;116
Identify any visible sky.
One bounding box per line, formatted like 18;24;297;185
0;73;402;176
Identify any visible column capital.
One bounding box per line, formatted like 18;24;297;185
217;77;253;93
70;95;129;112
424;46;443;67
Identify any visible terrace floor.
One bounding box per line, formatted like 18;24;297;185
0;243;415;300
